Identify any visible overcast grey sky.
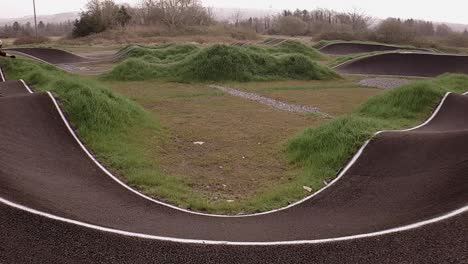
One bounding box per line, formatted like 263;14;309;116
2;0;468;24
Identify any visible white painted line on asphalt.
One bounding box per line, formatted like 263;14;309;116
0;195;466;245
319;41;435;53
0;65;5;82
19;79;34;94
45;91;455;218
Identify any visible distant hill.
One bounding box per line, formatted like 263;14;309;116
0;12;79;26
443;22;468;32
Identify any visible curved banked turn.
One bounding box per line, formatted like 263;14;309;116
5;47;92;64
1;201;466;263
319;42;430;55
0;78;467;242
335;52;468;77
0;69;467;262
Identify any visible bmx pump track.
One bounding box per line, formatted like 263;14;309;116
0;49;467;263
319;42;433;55
334;52;468;77
7;46;468;78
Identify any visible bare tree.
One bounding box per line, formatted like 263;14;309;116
375;18;414;43
277;16;307;36
101;0;120;28
232;9;243;27
436;24;452;37
347;8;371;33
137;0;212;28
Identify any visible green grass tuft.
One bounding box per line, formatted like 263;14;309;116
119;43;201;64
277;40;324;60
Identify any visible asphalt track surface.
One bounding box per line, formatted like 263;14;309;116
2;202;467;263
335;52;468;77
0;62;467;262
4;47;125;75
4;47;92;64
319;42;430;55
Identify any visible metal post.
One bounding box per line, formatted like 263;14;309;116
33;0;38;39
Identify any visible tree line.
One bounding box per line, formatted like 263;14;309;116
1;1;467;48
72;0;213;37
72;0;132;37
0;21;73;38
237;8;468;47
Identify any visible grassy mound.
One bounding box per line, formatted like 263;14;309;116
1;58;147;133
277;74;468;209
245;40;324;60
106;43;337;82
270;40;324;60
118;43;201;64
312;40;332;49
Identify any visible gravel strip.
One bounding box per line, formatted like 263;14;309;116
359;78;411;89
210;85;328;115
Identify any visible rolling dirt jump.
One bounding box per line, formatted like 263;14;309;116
0;65;467;263
335;52;468;77
319;42;431;55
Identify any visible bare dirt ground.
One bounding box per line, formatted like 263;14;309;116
105;80;379;200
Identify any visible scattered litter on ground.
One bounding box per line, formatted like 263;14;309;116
303;186;313;192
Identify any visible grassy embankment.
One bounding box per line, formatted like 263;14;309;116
0;56;211;208
2;50;468;214
106;41;338;82
287;73;468;200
